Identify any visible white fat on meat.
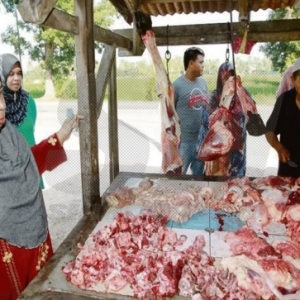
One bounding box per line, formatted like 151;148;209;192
285;204;300;222
247;203;269;233
251;176;295;191
104;269;127;293
261;189;288;221
220;255;299;300
273;240;300;259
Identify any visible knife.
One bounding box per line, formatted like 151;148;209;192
287;160;298;168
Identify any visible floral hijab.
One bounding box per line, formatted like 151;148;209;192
0;53;29;126
210;62;235;111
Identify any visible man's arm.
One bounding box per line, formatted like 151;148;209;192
265;131;290;164
265;94;290;163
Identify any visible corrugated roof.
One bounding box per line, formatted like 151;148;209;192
109;0;297;24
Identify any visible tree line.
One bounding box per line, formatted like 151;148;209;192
1;2;300;98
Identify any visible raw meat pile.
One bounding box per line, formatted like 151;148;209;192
106;177;212;223
62;211;257;299
63;175;300;299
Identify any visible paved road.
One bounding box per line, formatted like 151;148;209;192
36;101;277;193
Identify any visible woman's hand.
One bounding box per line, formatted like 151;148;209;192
56;114;84;145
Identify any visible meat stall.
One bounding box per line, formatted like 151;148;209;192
19;172;300;300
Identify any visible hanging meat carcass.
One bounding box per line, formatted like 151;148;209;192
198;74;266;175
135;13;182;174
198;107;235;162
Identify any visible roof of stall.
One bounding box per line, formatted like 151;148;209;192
109;0;299;24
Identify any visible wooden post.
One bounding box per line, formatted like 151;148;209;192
74;0;100;213
96;45;116;118
108;51;119;182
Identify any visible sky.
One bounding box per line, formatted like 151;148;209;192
0;4;272;71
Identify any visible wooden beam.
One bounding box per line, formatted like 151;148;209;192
19;6;133;52
93;25;132;51
238;0;250;22
42;8;79;34
140;0;237;3
122;1;147;55
18;0;58;24
114;19;300;50
96;45;116;119
124;0;138;12
74;0;100;213
107;0;133;24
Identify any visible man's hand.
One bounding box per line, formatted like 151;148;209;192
276;144;290;163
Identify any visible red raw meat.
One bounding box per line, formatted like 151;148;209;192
141;30;182;174
198;107;234;161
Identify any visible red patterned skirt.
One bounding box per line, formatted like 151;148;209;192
0;232;53;300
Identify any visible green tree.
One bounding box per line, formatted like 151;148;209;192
1;0;117;99
259;7;300;73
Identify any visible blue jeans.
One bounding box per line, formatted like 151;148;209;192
229;150;246;177
179;141;205;175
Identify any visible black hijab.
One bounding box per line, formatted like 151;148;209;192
0;53;29;126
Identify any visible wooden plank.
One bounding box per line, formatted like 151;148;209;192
123;0;146;55
114;19;300;50
96;45;116;119
108;56;120;183
18;0;58;24
140;0;237;3
124;0;138;11
74;0;100;213
42;8;79;35
18;5;132;51
237;0;250;21
93;25;133;51
107;0;133;24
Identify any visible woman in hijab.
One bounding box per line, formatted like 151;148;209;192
0;53;37;145
0;77;83;300
204;62;255;176
0;53;46;187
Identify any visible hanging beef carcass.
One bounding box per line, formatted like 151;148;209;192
198;74;265;175
198;107;235;162
136;13;182;174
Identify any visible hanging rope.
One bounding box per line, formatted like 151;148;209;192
229;2;237;98
229;8;236;75
165;25;171;80
225;20;231;63
225;28;230;63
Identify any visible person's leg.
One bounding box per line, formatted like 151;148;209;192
0;238;28;300
192;110;209;176
179;142;193;174
230;150;246;177
191;142;205;175
0;233;54;300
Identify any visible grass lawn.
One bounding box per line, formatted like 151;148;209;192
23;81;45;99
26;73;282;106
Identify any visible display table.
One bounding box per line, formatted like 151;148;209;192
19;172;288;300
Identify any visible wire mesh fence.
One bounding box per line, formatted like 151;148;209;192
37;55;281;251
